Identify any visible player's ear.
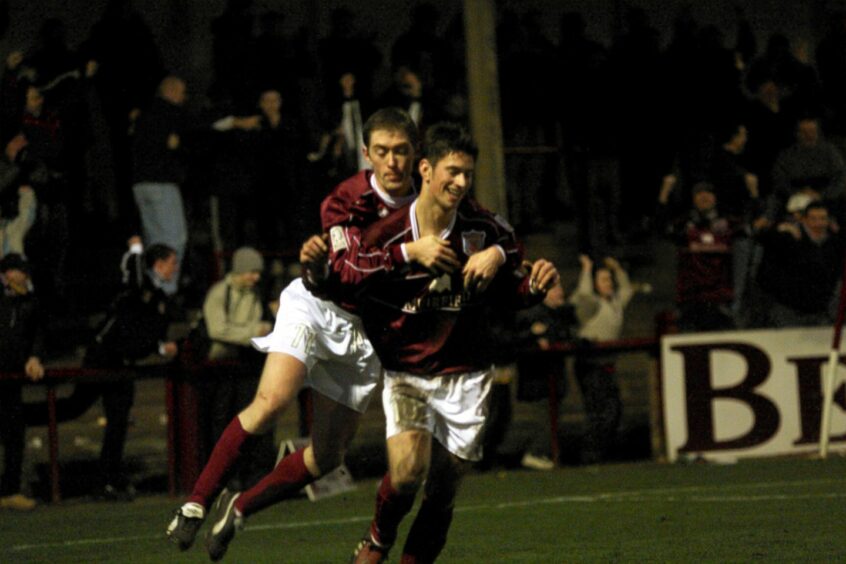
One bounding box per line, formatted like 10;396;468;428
419;158;432;182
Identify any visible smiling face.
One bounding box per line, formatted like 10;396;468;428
420;151;475;210
363;129;415;196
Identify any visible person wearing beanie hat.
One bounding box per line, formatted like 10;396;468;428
196;247;274;490
231;247;264;274
0;251;44;511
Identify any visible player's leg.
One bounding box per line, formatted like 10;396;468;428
354;371;435;562
400;442;469;563
397;369;491;562
191;352;306;506
354;429;432;564
167;352;305;550
233;392;362;517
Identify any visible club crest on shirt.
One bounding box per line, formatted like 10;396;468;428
461;230;485;256
378;206;390;218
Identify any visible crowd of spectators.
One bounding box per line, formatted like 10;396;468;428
3;1;846;498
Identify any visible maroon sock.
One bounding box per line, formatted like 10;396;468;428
234;447;315;517
401;497;455;563
188;417;256;508
370;473;416;547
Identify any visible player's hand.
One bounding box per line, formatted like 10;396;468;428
299;234;329;265
578;254;592;272
529;259;559;295
25;356;44;382
463;246;505;294
603;257;622;271
406;235;460;272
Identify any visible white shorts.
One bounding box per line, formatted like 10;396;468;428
382;369;493;461
251;278;381;413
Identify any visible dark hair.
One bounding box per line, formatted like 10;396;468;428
362;107;419;149
144;243;176;270
422;122;478;166
715;121;745;145
803;201;828;216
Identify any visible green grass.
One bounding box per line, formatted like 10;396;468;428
3;456;846;563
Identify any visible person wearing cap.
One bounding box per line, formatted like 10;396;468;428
198;247;273;487
0;253;44;511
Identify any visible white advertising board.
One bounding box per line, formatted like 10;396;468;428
661;327;846;462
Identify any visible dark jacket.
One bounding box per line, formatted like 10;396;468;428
131;98;187;185
757;225;845;314
88;253;172;366
0;276;44;372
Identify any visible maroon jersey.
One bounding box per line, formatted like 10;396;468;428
335;198;541;376
304;170;416;309
675;216;734;305
316;171;523;313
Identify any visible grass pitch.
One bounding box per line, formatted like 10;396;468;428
2;456;845;563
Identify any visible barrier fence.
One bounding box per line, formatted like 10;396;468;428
0;335;662;503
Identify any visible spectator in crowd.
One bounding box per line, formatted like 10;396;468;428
744;79;796;197
131;75;188;295
308;71;372;183
707;123;760;218
0;185;36;258
657;181;737;331
770;117;845;222
252;88;309;254
570;255;633;464
82;240;179;499
0;253;44;511
514;279;577;470
378;66;425;126
20;82;73;306
755;201;844;328
198;246;273;486
705;123;763;319
205;99;261;255
82;0;165;226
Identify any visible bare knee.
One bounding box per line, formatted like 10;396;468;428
390;459;427;495
240;389;288;433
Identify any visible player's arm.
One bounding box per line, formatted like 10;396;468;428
462;202;523;294
487;255;559;310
